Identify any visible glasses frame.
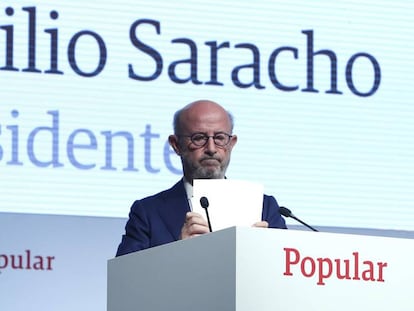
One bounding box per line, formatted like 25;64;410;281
177;132;233;147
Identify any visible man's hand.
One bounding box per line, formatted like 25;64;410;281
252;221;269;228
180;212;210;240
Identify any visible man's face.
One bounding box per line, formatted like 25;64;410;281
169;102;237;182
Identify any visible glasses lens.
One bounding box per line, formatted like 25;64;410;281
190;133;208;146
213;133;230;146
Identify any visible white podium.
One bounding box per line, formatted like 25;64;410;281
108;227;414;311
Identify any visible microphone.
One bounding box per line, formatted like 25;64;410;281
200;196;213;232
279;206;318;232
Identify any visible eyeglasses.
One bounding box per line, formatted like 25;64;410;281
178;132;233;147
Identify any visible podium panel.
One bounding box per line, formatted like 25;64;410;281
108;227;414;311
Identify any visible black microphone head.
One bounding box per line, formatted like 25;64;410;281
279;206;292;218
200;196;209;209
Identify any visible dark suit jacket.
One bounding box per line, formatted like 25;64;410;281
116;179;286;256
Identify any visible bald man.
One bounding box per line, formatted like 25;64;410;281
116;100;286;256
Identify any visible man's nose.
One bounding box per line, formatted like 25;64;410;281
204;136;217;153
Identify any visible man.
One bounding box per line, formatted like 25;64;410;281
116;99;286;256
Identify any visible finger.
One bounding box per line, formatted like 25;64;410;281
252;221;269;228
185;212;208;226
186;222;210;236
181;212;209;239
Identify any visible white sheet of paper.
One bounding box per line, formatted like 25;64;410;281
191;179;264;231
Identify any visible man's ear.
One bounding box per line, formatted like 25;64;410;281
230;134;238;148
168;135;181;155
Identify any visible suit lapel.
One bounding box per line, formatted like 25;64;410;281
157;180;190;240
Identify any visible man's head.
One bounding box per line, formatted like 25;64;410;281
169;100;238;184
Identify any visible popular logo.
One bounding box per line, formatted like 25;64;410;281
0;250;55;273
283;247;387;285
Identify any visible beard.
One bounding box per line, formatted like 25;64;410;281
192;166;224;179
183;156;229;180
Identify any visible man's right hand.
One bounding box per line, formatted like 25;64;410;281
180;212;210;240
